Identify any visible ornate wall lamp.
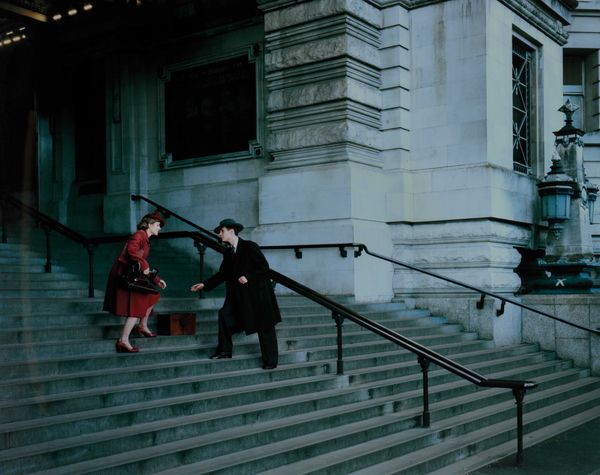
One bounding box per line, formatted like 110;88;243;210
537;154;575;236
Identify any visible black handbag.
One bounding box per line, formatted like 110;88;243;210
118;262;161;295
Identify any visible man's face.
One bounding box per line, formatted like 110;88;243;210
218;227;236;244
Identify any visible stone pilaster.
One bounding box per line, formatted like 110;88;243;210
255;0;393;301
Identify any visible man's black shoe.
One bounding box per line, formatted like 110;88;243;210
209;352;232;359
262;364;277;370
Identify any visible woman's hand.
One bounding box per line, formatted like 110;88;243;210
190;282;205;292
143;268;150;275
238;276;248;284
159;280;167;289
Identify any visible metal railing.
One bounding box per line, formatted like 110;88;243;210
0;192;211;297
128;195;539;464
6;192;587;463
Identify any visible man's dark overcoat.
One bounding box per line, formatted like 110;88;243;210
202;238;281;335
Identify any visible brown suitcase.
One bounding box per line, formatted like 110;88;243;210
156;313;196;336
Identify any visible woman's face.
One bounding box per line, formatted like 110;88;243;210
147;220;162;236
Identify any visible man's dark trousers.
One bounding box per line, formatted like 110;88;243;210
217;300;278;367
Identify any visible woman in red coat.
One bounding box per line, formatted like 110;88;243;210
103;212;167;353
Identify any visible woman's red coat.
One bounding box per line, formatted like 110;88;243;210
103;230;161;318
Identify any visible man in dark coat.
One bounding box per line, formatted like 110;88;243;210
190;218;281;369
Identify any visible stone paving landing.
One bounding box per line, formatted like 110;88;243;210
471;417;600;475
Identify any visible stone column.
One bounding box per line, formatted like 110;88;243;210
104;52;153;233
255;0;393;301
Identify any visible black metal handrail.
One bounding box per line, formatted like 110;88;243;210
131;194;221;245
128;196;537;464
1;191;92;276
271;267;535;464
356;244;600;336
0;192;88;245
262;241;600;336
0;193;538;463
261;243;361;259
0;193;215;297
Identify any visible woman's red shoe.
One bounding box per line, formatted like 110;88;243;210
115;339;139;353
134;327;157;338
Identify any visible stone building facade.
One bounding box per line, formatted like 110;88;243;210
2;0;599;350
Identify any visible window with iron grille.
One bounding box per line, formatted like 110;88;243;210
512;38;533;174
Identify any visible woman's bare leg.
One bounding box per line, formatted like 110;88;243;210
120;317;140;347
139;306;154;332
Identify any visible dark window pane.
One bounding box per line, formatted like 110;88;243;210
74;60;106;194
512;38;532;174
165;55;256;161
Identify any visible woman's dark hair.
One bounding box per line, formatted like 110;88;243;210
137;217;160;230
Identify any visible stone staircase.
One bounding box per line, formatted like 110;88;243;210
1;235;600;474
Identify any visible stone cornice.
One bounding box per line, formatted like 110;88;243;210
265;15;380;50
497;0;570;44
259;0;573;45
267;143;383;170
257;0;382;13
383;0;573;45
267;57;380;90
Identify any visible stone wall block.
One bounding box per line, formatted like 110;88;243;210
268;120;379;153
262;0;381;32
265;14;380;72
522;306;556;351
267;76;380;112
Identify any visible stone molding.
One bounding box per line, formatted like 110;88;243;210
265;14;380;50
267;143;382;169
498;0;570;45
264;17;381;71
267;57;380;91
262;2;384;158
258;0;381;28
269;99;380;130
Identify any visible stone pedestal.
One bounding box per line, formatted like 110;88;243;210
533;121;597;293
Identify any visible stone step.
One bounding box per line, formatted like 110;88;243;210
1;263;73;273
0;338;491;381
2;226;599;474
0;297;105;316
426;405;600;475
0;343;540;402
54;373;598;475
0;279;89;290
0;309;440;336
0;255;50;265
0;288;95;298
0;322;478;362
0;357;573;446
0;272;82;283
0;358;587;474
340;388;600;475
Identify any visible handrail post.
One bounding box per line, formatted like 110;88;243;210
418;355;431;427
332;312;344;375
85;244;96;298
512;387;526;465
194;240;206;299
1;198;6;243
42;224;52;273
